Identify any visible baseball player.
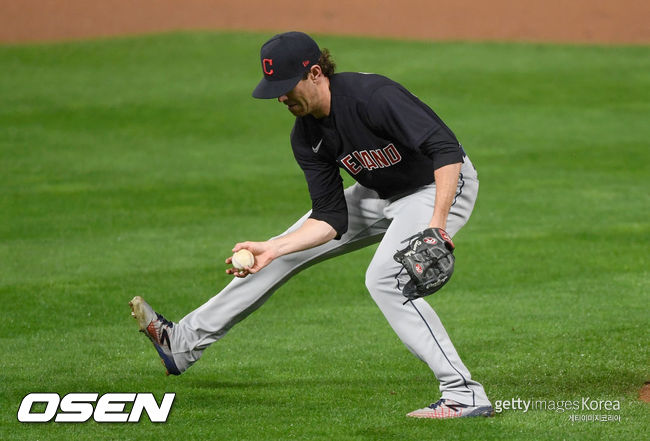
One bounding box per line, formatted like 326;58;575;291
130;31;493;419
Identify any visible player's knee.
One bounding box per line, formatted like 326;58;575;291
364;261;393;298
364;272;377;296
364;264;377;293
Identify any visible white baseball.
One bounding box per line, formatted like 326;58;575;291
231;249;255;269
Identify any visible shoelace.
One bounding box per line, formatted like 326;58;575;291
428;399;444;409
429;399;467;411
156;313;174;328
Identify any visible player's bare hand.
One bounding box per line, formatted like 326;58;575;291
226;241;278;277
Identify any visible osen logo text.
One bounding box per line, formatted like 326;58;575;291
17;392;175;423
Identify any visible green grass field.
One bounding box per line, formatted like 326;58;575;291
1;32;648;440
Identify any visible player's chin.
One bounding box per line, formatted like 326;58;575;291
287;105;306;116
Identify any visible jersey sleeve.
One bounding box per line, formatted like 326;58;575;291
419;132;464;170
291;123;348;239
366;84;463;169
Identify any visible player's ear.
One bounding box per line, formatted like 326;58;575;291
309;65;323;81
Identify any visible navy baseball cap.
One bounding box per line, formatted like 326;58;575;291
252;31;322;99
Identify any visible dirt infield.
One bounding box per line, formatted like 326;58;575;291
1;0;649;44
641;383;650;403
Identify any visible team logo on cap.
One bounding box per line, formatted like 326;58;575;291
302;60;310;67
263;58;274;75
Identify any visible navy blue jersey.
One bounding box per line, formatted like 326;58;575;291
291;72;464;238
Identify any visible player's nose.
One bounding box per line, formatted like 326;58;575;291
277;95;288;104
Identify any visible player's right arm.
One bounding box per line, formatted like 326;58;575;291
227;218;335;277
226;120;344;278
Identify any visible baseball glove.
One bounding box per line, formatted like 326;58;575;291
393;228;455;301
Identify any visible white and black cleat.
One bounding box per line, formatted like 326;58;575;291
407;398;494;419
129;296;181;376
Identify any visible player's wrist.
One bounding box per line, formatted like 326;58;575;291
427;221;446;230
264;239;284;258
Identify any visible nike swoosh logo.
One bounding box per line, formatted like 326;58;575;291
312;138;323;153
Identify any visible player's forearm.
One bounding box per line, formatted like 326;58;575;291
271;218;336;257
428;162;462;230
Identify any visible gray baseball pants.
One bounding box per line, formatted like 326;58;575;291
170;157;490;407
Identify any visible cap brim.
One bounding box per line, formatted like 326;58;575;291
252;75;302;99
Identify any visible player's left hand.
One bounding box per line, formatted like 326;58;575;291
393;227;455;300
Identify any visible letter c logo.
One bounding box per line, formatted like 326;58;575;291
263;58;273;75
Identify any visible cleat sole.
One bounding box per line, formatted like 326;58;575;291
129;296;150;332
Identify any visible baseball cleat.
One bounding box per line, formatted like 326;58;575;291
129;296;181;376
407;398;494;419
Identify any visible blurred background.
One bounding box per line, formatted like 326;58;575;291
1;0;649;44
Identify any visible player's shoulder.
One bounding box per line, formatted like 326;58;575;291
330;72;403;102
